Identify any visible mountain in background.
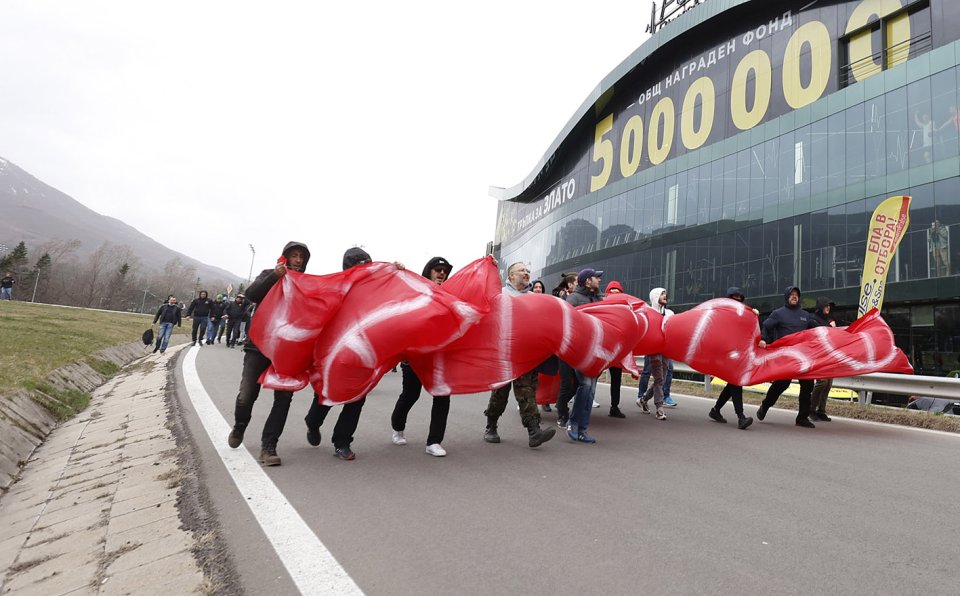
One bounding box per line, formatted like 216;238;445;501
0;156;241;284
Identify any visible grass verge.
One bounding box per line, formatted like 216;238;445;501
0;301;188;393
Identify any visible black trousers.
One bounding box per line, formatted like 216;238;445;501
714;383;745;418
233;350;294;450
391;363;450;445
226;319;242;346
608;367;622;408
761;379;814;422
555;360;579;418
305;394;366;449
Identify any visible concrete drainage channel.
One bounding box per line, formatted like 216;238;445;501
0;339;239;594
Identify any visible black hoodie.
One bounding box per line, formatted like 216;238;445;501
421;256;452;279
811;296;836;327
762;285;819;343
343;247;371;271
242;241;311;353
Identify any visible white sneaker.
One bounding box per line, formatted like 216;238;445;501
592;400;601;408
391;430;407;445
425;443;447;457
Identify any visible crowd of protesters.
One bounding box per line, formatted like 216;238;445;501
156;242;841;467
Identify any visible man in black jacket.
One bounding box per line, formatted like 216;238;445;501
152;295;182;353
563;268;604;443
390;257;454;457
303;247;399;461
206;294;227;345
186;290;214;346
223;294;248;348
227;241;310;466
808;297;837;422
758;285;822;428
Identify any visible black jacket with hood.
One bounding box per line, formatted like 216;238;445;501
810;297;836;327
762;285;820;343
186;291;214;318
565;284;602;307
243;241;311;353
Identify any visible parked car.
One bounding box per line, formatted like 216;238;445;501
906;396;960;416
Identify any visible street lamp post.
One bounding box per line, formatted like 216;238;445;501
248;244;256;283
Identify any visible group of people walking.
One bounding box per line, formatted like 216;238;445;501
150;290;253;353
209;240;839;468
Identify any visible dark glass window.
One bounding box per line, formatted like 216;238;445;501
811;118;830;196
885;86;909;174
864;95;886;180
930;67;959;162
845;104;866;186
907;78;934;168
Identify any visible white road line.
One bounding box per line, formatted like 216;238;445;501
181;347;363;596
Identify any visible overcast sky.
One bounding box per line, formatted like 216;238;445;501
0;1;651;279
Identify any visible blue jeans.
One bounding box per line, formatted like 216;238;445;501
157;322;174;352
0;287;11;300
638;356;673;398
206;319;220;343
569;370;597;433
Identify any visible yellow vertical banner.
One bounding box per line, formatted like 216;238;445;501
858;195;911;318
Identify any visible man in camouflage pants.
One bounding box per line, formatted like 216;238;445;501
482;262;556;448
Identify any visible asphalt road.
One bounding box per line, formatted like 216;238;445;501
174;344;960;595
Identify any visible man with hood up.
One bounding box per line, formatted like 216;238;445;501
390;256;454;457
186;290;214;346
303;247;405;461
808;297;837;422
227;241;310;466
758;285;822;428
637;286;673;421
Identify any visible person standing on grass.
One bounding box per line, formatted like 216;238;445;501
808;297;837;422
227;241;310;466
708;287;764;430
152;295;182;353
757;286;822;428
390;257;454;457
0;272;14;300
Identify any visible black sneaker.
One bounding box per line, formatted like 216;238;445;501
541;404;552;412
609;407;626;418
708;408;727;423
334;446;356;461
556;415;568;428
817;412;832;421
738;416;754;430
757;404;768;421
796;418;816;428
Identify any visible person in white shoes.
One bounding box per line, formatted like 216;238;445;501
389;257;454;457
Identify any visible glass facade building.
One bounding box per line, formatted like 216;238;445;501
493;0;960;376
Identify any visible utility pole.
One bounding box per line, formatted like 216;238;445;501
248;244;256;283
31;268;40;302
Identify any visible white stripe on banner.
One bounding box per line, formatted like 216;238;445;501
181;347;363;596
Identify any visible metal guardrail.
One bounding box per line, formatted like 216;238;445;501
660;360;960;405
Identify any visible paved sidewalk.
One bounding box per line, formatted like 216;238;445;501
0;344;205;595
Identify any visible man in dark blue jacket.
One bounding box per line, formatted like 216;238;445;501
758;285;822;428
